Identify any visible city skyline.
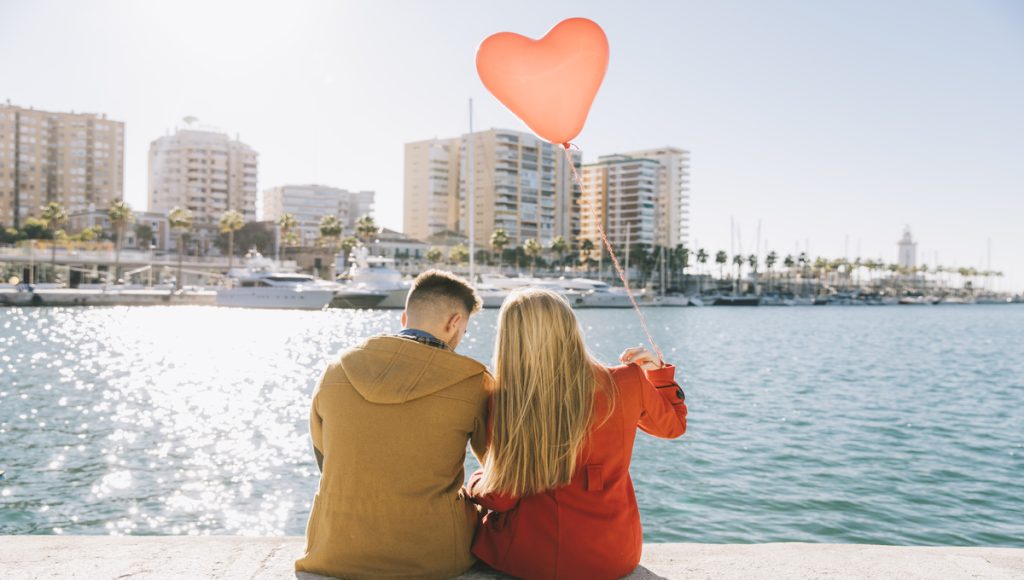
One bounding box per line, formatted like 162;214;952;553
1;0;1021;288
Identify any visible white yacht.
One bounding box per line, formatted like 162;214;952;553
216;252;335;310
473;282;509;309
480;274;594;307
332;248;410;309
557;278;636;308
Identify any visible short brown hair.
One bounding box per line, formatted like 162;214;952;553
406;270;482;315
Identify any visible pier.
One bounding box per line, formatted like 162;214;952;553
1;537;1022;579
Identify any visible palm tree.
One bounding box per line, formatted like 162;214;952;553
107;200;134;283
550;235;568;273
732;254;744;293
783;254;795;294
339;236;359;270
490;228;510;271
715;250;728;287
766;251;778;293
277;213;298;259
167;206;193;290
134;223;154;250
695;248;708;294
218;209;245;272
523;238;542;276
319;215;343;279
579;238;596;275
40;202;67;281
671;245;689;290
450;243;469;266
356;215;377;245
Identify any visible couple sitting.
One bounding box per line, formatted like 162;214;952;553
296;270;687;580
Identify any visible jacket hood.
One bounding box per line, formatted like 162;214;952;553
340;335;489;404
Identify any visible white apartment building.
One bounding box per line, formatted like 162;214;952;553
620;147;691;248
262;184;375;246
581;148;691;252
148;126;258;251
581;155;660;250
404;129;581;248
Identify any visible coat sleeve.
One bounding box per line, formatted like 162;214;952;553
469;377;493;463
637;363;687;439
309;367;331;472
467;468;520;512
310;389;324;471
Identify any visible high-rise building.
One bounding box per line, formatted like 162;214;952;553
262;184;375;245
404;129;581;248
148;126;258;251
580;148;691;252
0;102;124;227
620;147;690;248
403;137;460;242
581;155;660;250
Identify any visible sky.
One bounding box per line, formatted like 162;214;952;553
2;0;1022;289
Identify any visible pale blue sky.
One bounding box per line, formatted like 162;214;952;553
2;0;1022;288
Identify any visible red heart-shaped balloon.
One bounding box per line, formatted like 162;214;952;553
476;18;609;146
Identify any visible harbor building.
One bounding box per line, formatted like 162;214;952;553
898;226;917;271
0;102;125;227
67;204;172;251
262;184;374;245
148;124;258;253
404;129;581;248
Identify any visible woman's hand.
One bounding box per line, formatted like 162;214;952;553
619;346;664;371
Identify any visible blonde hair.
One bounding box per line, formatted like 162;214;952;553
480;287;613;497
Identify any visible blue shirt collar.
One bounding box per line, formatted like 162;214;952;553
396;328;450;350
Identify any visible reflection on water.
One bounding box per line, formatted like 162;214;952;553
1;305;1023;545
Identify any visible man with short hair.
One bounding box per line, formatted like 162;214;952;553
296;270;489;579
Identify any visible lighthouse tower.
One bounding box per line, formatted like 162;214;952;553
898;226;917;271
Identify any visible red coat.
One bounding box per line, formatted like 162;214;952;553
467;363;687;580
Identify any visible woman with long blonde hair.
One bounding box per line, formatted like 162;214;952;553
468;288;687;580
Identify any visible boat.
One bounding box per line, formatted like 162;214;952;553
712;294;762;306
216;252;335;310
938;295;975;305
651;294;689;307
556;278;635;308
473;282;509;309
898;295;934;305
331;248;409;309
1;282;215;307
687;296;705;307
975;295;1012;305
760;293;795;306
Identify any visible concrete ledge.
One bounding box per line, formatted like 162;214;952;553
1;536;1022;579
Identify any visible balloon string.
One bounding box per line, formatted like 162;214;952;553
563;146;665;363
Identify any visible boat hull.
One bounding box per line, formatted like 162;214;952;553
9;288;215;307
712;296;762;306
330;291;388;309
215;288;334;310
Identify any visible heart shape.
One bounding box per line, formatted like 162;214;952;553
476;18;609;146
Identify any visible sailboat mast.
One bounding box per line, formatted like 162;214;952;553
468;98;475;282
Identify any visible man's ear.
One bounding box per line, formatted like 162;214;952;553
446;311;463;332
401;310;407;327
